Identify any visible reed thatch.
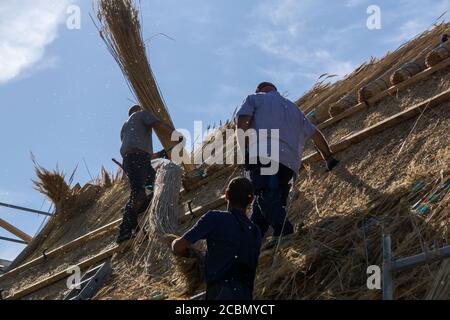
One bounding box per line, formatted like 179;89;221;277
255;173;449;299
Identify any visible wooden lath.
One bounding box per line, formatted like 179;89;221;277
0;218;32;244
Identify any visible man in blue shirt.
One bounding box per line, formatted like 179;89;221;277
236;82;339;240
172;177;262;300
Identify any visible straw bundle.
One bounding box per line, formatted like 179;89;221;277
165;234;205;295
255;173;449;300
97;0;191;166
391;57;427;85
130;162;182;275
329;94;358;117
309;103;332;124
426;40;450;67
358;72;392;103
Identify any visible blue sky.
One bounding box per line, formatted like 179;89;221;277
0;0;448;261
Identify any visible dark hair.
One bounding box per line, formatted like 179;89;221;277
129;105;142;117
226;177;254;209
256;82;277;93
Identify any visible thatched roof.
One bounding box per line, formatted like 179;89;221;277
0;19;449;300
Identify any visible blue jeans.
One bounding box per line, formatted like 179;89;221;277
247;163;294;237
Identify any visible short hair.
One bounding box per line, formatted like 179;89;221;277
226;177;254;208
256;82;277;93
129;105;143;117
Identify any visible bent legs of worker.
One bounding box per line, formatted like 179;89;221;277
118;151;155;242
248;164;294;238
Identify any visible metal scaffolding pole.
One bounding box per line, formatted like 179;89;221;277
0;236;27;245
0;201;53;217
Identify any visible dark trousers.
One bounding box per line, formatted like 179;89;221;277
206;280;253;300
247;163;294;238
121;150;156;229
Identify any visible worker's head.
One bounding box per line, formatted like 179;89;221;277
128;105;143;117
256;82;277;93
225;177;254;211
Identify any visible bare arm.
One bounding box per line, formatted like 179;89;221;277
312;130;333;160
312;130;340;171
172;237;192;257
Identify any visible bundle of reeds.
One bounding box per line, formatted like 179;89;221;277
97;0;190;165
426;40;450;67
329;94;358;117
255;173;449;300
358;72;392;103
131;162;183;274
391;57;427;85
172;243;205;295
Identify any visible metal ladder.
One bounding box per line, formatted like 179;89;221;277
64;261;112;300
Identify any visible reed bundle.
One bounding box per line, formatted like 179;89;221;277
255;173;450;300
97;0;191;164
329;94;358;117
391;57;427;85
426;40;450;67
132;162;183;271
358;72;392;103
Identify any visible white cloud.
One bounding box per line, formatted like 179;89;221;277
246;1;355;83
0;0;70;84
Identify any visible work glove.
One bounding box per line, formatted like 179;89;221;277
325;156;339;172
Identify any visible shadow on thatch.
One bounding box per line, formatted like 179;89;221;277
255;173;449;300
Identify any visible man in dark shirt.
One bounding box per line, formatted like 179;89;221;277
172;177;262;300
117;105;176;244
